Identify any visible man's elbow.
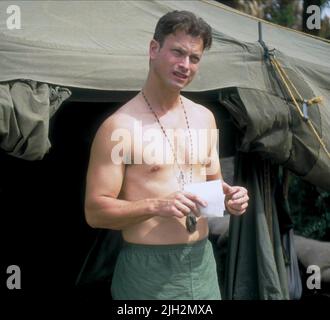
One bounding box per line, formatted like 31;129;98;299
84;197;106;228
84;202;99;228
84;198;121;230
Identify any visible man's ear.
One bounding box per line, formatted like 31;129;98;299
149;39;160;59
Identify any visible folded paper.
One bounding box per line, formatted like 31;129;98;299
184;179;225;218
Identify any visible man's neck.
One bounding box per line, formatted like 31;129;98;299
142;75;181;113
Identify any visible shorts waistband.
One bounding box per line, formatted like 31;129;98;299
122;237;209;254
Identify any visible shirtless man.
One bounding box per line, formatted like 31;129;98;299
84;11;249;300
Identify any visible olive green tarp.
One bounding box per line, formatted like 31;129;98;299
0;0;329;299
224;154;290;299
0;80;70;160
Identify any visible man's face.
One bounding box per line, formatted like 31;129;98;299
150;30;204;90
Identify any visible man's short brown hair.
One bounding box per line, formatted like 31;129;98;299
153;10;212;50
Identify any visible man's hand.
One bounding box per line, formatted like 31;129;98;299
222;182;249;215
151;192;207;218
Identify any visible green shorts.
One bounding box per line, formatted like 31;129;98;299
111;237;221;300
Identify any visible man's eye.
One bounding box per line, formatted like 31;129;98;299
190;56;200;64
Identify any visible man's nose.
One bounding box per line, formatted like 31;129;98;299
179;56;190;70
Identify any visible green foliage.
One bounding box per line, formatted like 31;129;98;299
216;0;330;39
264;0;297;28
288;175;330;241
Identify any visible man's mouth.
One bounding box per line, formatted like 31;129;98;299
173;71;188;80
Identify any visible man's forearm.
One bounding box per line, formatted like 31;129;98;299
85;196;157;230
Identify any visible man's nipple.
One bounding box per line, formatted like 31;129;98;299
150;165;161;173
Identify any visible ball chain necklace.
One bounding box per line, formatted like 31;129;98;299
141;90;197;233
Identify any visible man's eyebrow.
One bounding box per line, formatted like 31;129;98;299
173;45;201;57
172;45;187;53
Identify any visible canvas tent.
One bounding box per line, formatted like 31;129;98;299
1;0;329;188
0;0;329;299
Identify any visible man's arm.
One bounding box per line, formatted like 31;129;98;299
84;116;154;230
84;115;206;230
206;110;249;215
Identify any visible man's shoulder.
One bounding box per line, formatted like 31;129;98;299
100;111;131;132
102;96;142;130
181;95;214;120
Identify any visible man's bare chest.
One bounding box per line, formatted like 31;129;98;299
130;123;211;166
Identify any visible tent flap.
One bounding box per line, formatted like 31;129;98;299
224;154;289;300
220;84;330;191
0;80;71;160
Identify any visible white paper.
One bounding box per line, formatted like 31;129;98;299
184;179;225;218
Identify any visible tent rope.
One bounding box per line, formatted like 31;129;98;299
269;55;330;160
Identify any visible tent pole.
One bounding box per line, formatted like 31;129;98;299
258;21;269;59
